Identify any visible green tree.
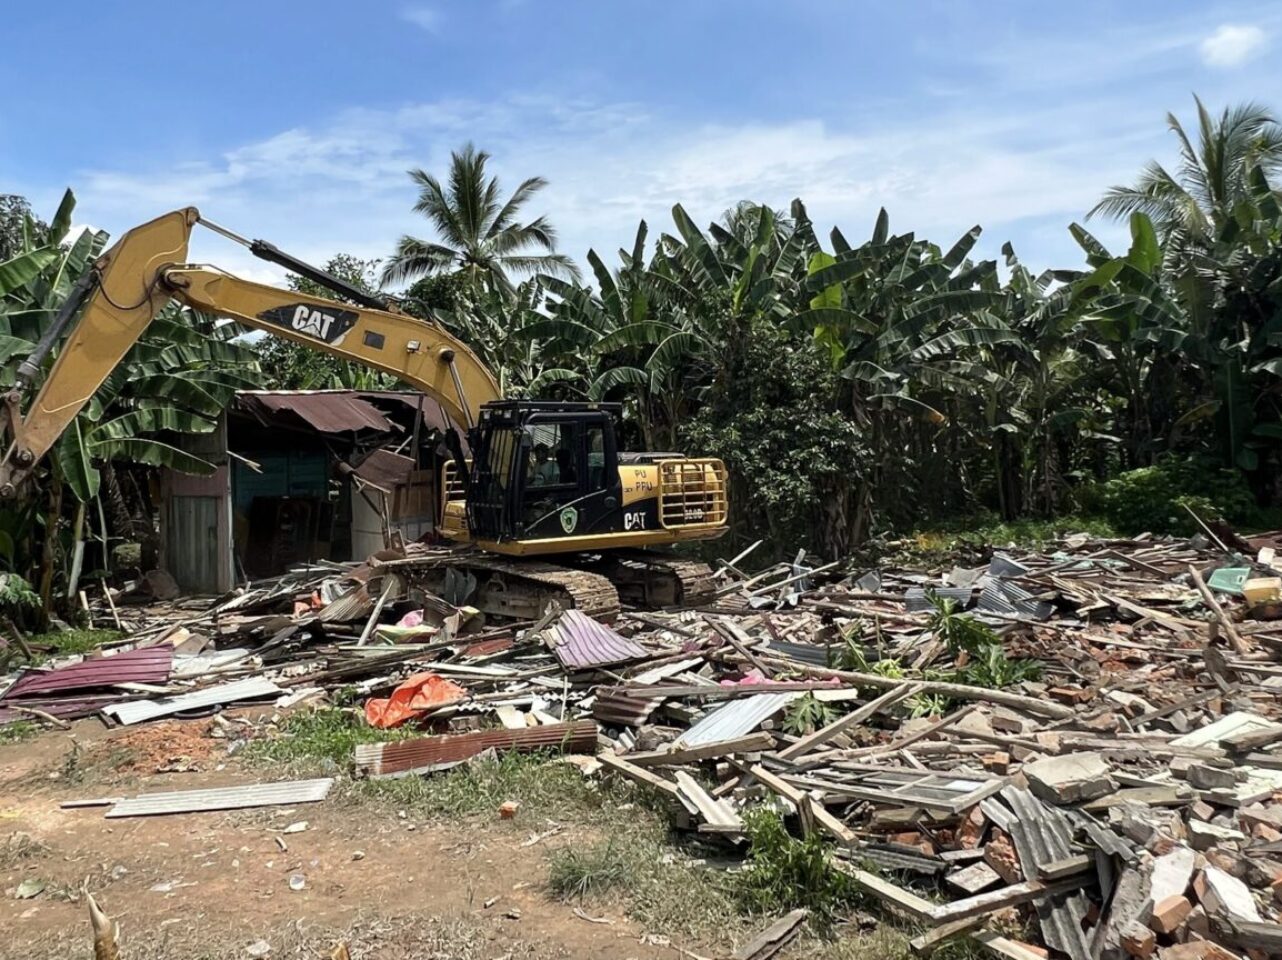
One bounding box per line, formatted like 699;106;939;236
1;190;259;618
0;195;46;261
1091;97;1282;249
381;143;579;296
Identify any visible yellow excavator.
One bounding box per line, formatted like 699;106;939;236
0;208;729;619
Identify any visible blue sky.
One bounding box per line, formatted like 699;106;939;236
3;1;1281;285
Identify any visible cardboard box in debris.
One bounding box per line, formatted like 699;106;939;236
8;530;1282;960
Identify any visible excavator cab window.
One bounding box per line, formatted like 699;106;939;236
465;401;621;542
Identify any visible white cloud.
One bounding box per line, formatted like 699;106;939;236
399;5;441;33
58;92;1162;288
1199;24;1267;68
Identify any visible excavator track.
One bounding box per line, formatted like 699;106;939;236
574;550;717;609
390;550;622;622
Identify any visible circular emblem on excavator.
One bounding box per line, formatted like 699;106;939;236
559;506;579;534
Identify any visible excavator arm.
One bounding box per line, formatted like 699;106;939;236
0;207;501;497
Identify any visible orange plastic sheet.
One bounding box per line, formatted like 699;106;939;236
364;672;468;729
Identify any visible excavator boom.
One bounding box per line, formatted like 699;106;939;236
0;206;729;619
0;208;500;496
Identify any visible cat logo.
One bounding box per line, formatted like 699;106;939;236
256;303;359;344
559;506;579;534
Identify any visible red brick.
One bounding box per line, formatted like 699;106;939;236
1122;923;1156;958
983;829;1023;884
1148;895;1193;935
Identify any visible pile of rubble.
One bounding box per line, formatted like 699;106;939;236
6;530;1282;959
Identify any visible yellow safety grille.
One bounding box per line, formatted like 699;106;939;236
658;459;729;530
442;459;468;500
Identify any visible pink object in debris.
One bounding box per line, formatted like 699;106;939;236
397;609;424;628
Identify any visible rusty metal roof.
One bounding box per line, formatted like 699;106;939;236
592;686;665;727
0;647;173;700
354;720;598;778
357;391;459;435
549;610;649;669
235;391;397;435
350;448;416;492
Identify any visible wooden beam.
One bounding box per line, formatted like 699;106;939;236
931;877;1087;925
778;683;918;760
909;917;985;957
837;865;935;921
747;763;856;845
626;732;774;767
598;752;680;799
755;656;1073;720
1190;564;1250;654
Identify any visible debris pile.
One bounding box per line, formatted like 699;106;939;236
7;530;1282;957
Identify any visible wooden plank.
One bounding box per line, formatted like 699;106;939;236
598;752;680;799
731;907;808;960
909;916;985;957
1037;854;1093;881
778;683;917;760
626;732;774;767
972;930;1054;960
747;764;856;845
837;864;935;921
930;877;1087;925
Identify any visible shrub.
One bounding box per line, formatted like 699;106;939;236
1079;456;1257;535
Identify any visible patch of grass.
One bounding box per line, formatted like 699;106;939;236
547;836;634;899
733;807;861;922
243;706;418;771
26;628;122;663
898;514;1117;566
545;826;746;943
0;720;38;743
356;750;645;823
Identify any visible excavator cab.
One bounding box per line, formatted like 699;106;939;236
465;401;622;543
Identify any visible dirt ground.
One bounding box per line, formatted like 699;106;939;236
0;714;685;960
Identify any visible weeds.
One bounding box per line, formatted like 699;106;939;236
0;720;37;744
958;643;1043;688
734;807;860;922
783;693;838;735
0;831;50;868
243;706;419;771
25;628;122;664
547;837;634;899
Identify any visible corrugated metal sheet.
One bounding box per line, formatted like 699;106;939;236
106;778;334;818
904;586;973;612
678;691;798;747
549;610;648;669
0;694;124;725
102;677;282;725
998;787;1092;960
236;391;396;435
766;640;835;666
978;578;1053;621
350;448;415;493
1;647;173;700
357;391;463;444
592;686;664;727
354;720;598;778
988;554;1030;578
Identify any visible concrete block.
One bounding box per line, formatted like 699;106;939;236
1023;751;1116;805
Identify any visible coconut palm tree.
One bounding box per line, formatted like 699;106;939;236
380;143;579;295
1090;97;1282;247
